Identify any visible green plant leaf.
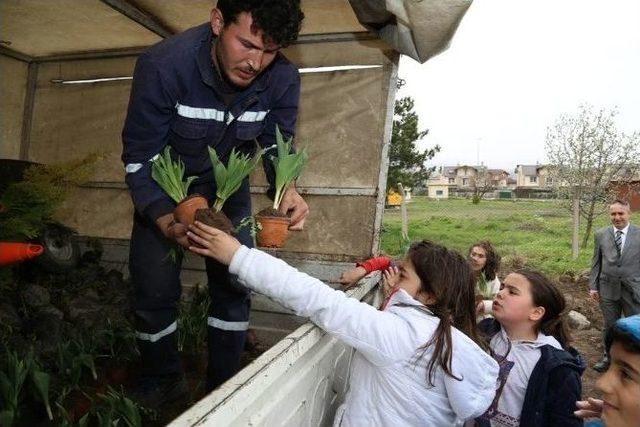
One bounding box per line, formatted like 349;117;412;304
0;372;17;410
209;147;262;212
234;216;259;237
151;146;198;204
78;412;91;427
0;409;15;427
0;155;98;240
78;354;98;381
31;370;53;420
271;124;307;210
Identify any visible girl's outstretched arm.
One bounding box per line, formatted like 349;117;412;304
187;222;412;366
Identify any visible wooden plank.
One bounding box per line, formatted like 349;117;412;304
35;47;145;63
99;0;173;38
371;56;399;255
0;46;33;63
34;33;381;64
19;62;38;160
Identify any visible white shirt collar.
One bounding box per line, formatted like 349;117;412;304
613;223;630;234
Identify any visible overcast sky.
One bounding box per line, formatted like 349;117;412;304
396;0;640;173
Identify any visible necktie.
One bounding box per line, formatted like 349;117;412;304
615;230;623;253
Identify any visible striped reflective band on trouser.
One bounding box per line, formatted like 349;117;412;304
135;321;177;343
207;317;249;332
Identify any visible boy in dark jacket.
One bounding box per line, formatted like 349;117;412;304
576;314;640;427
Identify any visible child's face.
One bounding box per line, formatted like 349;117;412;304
396;258;423;300
492;273;541;325
468;246;487;272
596;341;640;427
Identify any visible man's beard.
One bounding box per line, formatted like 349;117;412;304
212;41;250;90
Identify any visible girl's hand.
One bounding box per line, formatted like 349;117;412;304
574;397;603;419
339;266;367;288
187;221;241;265
382;265;400;299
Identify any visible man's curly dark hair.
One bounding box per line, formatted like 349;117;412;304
216;0;304;48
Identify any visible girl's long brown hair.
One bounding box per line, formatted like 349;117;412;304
516;269;572;348
407;240;482;386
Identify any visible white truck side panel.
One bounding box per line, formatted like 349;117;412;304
170;276;380;426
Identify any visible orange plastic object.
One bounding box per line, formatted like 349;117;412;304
0;242;44;266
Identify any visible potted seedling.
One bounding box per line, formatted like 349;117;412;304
151;146;207;226
193;147;262;235
255;126;308;248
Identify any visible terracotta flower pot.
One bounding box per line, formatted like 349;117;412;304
0;242;44;266
67;389;93;421
106;364;130;385
256;215;291;248
174;194;208;226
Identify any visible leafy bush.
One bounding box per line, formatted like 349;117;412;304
0;155;97;240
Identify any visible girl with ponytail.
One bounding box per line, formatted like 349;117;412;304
186;223;500;426
473;269;585;427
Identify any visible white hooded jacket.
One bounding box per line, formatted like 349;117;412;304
229;246;499;427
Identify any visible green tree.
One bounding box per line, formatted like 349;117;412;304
387;97;440;191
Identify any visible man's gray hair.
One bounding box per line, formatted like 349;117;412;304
610;199;631;209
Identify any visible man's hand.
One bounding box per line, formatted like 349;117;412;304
339;266;367;288
278;186;309;230
187;222;242;265
589;290;600;302
156;213;189;249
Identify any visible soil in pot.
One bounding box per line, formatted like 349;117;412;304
174;194;209;226
105;363;131;385
255;208;291;248
194;208;234;235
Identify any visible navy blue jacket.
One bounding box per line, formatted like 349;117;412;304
477;319;585;427
121;23;300;221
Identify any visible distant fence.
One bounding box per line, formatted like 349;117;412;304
444;188;558;200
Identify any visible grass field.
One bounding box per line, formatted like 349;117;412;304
380;197;639;277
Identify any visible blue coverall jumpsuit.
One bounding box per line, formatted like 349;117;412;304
121;23;300;389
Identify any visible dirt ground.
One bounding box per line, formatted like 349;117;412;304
556;274;604;400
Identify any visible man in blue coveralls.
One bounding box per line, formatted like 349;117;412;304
121;0;308;407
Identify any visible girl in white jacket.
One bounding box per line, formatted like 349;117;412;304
187;222;499;427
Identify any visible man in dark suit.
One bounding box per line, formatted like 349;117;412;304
589;199;640;372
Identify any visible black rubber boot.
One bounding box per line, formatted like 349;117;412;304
129;374;189;410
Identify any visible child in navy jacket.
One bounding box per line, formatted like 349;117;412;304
473;269;585;427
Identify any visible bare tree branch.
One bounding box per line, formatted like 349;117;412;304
545;104;640;250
